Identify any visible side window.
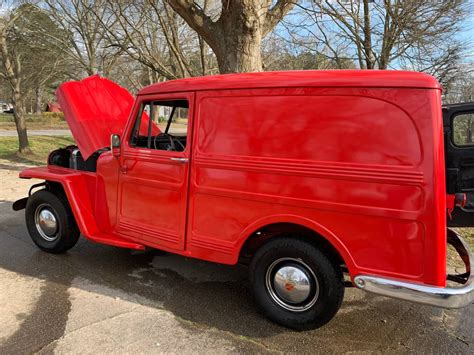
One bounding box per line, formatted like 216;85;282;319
130;100;189;152
453;112;474;146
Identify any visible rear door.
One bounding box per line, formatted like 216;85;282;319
443;103;474;226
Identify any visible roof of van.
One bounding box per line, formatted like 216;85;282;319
138;70;441;95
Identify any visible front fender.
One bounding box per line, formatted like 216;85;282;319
19;165;144;250
19;166;98;237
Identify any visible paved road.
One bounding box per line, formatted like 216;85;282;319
0;161;473;354
0;129;71;137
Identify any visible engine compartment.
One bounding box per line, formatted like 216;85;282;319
48;146;107;172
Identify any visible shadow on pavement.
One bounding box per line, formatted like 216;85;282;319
0;197;472;353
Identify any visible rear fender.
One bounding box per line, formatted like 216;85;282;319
236;214;356;276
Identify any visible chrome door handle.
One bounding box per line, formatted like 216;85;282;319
169;157;189;163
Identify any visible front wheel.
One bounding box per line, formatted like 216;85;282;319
249;237;344;330
25;189;80;254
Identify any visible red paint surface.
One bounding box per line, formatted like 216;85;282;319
139;70;440;95
21;70;447;288
56;75;135;159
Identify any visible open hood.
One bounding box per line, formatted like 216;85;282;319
56;75;134;160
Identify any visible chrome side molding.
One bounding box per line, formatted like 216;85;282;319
354;230;474;309
169;157;189;163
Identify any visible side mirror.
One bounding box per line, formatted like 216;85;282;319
111;134;121;157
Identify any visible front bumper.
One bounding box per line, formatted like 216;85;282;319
354;229;473;309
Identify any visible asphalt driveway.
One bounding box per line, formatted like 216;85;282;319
0;160;472;354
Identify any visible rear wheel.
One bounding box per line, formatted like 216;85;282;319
249;236;344;330
25;189;80;253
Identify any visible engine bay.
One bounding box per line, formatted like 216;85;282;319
48;146;107;172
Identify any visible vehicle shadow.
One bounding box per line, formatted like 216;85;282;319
0;199;472;353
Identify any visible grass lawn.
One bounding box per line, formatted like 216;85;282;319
0;136;74;165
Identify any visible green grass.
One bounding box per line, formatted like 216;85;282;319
0;135;75;165
0;113;14;122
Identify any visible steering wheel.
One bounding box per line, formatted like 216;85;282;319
173;137;185;151
154;133;185;151
154;133;174;151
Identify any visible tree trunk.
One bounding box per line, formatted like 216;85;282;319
35;86;42;114
362;0;376;69
213;9;264;73
167;0;295;74
468;119;473;144
214;33;263;73
12;90;31;154
198;36;208;75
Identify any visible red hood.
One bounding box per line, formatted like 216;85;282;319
56;75;134;160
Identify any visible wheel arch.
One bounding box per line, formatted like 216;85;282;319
20;167;98;238
236;215;355;275
43;178;97;238
20;167;145;250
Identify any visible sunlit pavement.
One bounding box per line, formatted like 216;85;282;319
0;130;71;137
0;160;472;354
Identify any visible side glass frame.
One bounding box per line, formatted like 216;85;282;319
128;99;190;152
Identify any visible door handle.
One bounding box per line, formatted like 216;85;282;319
170;157;189;164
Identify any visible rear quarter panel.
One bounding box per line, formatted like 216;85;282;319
187;87;446;286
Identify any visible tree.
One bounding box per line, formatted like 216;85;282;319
0;6;31;153
166;0;296;73
20;5;72;113
262;32;356;70
289;0;468;78
0;3;69;153
453;112;474;145
44;0;122;77
443;63;474;104
100;0;217;81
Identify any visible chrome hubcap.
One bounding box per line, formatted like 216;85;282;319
266;258;319;312
34;204;58;241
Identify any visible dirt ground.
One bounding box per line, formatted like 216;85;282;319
0;159;473;354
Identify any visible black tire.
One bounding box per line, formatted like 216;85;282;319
25;189;80;254
249;236;344;330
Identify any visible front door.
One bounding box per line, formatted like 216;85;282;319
444;103;474;227
117;92;194;250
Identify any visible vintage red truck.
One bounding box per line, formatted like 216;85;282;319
14;71;474;330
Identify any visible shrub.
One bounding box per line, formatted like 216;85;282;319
25;112;66;125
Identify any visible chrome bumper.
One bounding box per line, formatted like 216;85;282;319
354;229;474;309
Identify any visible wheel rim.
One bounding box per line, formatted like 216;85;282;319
265;257;319;312
34;203;59;242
